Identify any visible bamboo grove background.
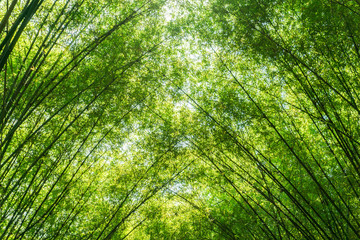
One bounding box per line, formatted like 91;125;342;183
1;0;360;239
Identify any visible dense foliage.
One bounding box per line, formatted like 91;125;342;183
1;0;360;239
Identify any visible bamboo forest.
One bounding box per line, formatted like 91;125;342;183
1;0;360;239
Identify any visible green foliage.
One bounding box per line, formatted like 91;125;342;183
1;0;360;239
